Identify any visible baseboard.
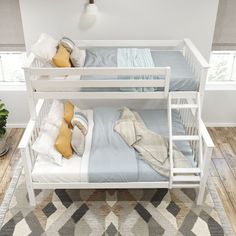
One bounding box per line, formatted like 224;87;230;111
6;122;236;128
6;123;27;128
205;122;236;127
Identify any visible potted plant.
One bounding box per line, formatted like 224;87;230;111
0;100;9;156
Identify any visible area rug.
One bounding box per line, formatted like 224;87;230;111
0;163;233;236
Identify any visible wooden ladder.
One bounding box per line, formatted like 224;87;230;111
168;92;202;188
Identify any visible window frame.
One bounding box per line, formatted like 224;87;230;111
206;50;236;91
0;50;26;84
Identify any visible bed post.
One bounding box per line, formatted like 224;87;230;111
23;53;37;119
196;145;213;205
199;67;209;108
183;38;210;109
24;69;37;119
20;148;36;206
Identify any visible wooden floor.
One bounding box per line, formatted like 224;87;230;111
0;128;236;234
208;127;236;235
0;129;24;203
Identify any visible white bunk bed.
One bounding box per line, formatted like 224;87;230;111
19;39;214;207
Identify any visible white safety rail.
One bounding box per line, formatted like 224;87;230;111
168;92;203;189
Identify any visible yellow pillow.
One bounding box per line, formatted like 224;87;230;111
55;121;73;158
52;44;71;67
64;101;74;126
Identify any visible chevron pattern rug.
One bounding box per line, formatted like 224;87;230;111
0;171;231;236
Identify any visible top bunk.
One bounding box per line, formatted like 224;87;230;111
24;38;209;102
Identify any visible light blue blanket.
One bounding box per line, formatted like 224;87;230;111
88;107;138;182
117;48;156;92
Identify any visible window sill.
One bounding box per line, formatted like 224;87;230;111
205;82;236;91
0;82;26;91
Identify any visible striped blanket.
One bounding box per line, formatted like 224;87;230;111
117;48;156;92
114;107;192;177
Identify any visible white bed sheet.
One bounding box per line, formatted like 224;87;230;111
32;110;94;183
32;153;82;183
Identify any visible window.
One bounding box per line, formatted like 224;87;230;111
208;51;236;82
0;52;26;82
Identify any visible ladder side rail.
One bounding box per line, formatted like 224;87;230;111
197;93;203;175
168;94;174;188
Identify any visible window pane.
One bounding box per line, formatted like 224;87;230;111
0;61;3;81
232;55;236;81
0;52;26;82
208;51;236;82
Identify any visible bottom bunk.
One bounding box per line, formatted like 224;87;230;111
18;96;214;206
32;107;193;183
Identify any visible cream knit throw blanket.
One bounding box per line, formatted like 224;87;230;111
114;107;191;177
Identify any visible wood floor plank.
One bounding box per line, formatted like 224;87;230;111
213;158;236;211
0;129;23;181
219;142;236;178
225;127;236;137
216;127;230;143
228;137;236;155
212;177;236;235
5;129;11;138
208;128;228;144
211;146;224;159
209;160;219;177
0;149;21;202
224;127;236;138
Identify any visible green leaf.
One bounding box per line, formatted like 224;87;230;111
0;101;8;133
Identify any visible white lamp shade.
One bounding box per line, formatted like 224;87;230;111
85;3;98;15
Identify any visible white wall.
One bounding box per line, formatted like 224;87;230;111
202;90;236;126
19;0;218;60
1;89;29;127
3;0;223;126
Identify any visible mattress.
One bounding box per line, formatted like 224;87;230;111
32;154;82;183
88;108;194;183
82;48;198;91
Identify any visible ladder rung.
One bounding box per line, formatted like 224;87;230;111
173;168;201;174
173;176;201;182
172;135;199;141
173;183;200;188
171;104;198;109
169;92;198;99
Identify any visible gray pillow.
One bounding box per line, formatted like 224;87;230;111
70;47;86;67
71;126;85;157
60;37;75;54
71;107;88;136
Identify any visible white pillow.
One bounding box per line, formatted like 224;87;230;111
44;100;64;128
32;122;63;166
31;33;58;63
